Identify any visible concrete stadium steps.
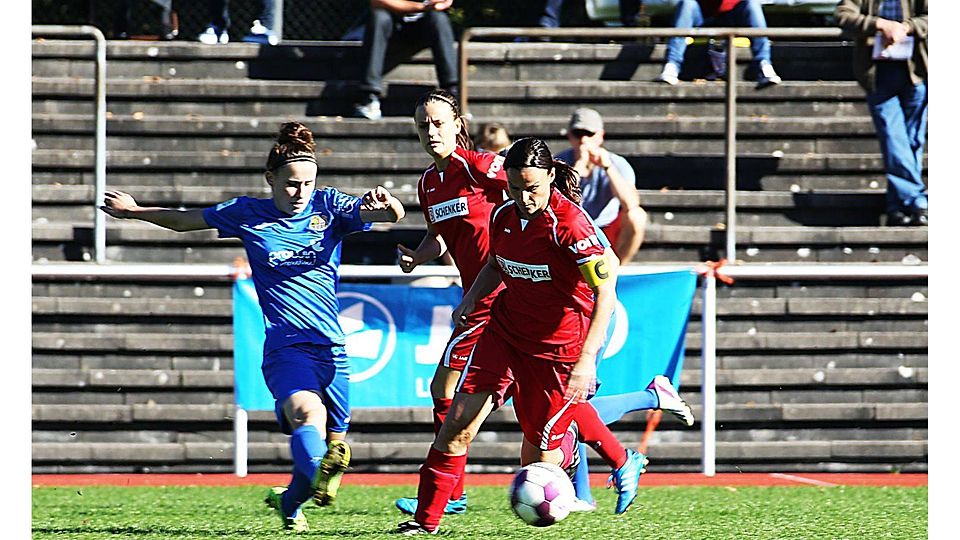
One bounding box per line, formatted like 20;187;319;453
31;38;927;473
32;78;871;119
31;221;928;264
31;40;855;84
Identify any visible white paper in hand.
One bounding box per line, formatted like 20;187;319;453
872;32;914;60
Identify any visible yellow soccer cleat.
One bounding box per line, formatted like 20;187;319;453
265;486;309;532
312;439;351;506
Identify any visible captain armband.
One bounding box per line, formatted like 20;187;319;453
578;255;611;288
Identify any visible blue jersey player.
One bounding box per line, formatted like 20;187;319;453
100;121;405;532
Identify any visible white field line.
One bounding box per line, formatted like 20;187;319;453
769;473;838;487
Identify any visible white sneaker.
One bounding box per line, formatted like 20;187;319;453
647;375;695;426
757;62;782;88
567;498;596;513
654;62;680;85
198;25;228;45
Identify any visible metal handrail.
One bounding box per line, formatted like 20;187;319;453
32;25;108;264
458;27;845;263
31;262;926;281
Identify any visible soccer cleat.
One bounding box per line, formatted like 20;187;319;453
757;62;782;88
654;62;680;85
264;486;286;509
567;497;597;513
396;520;438;535
395;493;468;515
560;421;581;482
607;448;648;514
313;439;351;506
648;375;695;427
265;486;309;532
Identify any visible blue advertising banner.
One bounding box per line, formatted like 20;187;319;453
233;270;697;410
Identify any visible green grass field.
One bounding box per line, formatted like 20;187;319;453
33;484;927;539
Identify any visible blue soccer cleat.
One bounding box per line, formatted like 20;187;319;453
607;448;649;514
395;493;468;515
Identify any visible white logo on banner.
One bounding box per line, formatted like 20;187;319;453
415;305;454;364
337;292;397;382
602;300;629;360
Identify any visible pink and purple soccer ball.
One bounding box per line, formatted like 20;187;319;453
508;462;576;527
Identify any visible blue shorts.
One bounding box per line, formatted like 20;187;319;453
262;342;351;435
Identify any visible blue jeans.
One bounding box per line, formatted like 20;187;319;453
665;0;771;68
867;63;928;213
539;0;640;27
206;0;276;30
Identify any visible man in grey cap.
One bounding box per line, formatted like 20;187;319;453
555;108;648;264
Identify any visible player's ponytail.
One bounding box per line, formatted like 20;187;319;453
551;160;582;205
504;137;582;205
415;89;475;151
266;121;317;171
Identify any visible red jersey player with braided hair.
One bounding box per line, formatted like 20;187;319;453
397;137;648;535
393;88;512;516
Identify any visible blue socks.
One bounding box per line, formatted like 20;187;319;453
588;389;659;425
573;443;593;503
281;469;313;517
281;425;328;518
291;425;327;479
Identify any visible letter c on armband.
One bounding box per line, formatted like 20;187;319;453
579;255;610;288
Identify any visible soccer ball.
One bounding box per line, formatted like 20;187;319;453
508;462;576;527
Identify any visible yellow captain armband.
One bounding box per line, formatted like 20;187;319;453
578;255;611;288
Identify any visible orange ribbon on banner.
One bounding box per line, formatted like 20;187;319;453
695;259;735;285
231;257;252;280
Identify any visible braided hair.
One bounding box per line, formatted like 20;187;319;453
415;89;474;151
265;121;317;172
503;137;582;205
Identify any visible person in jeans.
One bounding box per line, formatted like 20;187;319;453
655;0;781;88
198;0;279;45
538;0;642;28
353;0;458;121
836;0;928;226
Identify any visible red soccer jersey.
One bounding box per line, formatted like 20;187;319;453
417;147;508;296
487;188;610;362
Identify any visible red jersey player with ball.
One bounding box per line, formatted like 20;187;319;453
397;137;647;535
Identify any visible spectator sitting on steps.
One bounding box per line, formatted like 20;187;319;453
198;0;279;45
654;0;781;88
555;108;648;265
353;0;459;121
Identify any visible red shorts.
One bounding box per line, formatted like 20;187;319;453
459;329;580;451
440;305;492;371
600;211;622;253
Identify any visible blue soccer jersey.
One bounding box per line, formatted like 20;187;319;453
203;187;371;353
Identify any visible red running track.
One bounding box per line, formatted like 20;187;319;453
32;472;927;488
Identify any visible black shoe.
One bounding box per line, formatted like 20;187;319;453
885;211;912;226
910;208;928;226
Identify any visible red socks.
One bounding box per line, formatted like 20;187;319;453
414;447;467;532
432;398;465;500
572;404;628;469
